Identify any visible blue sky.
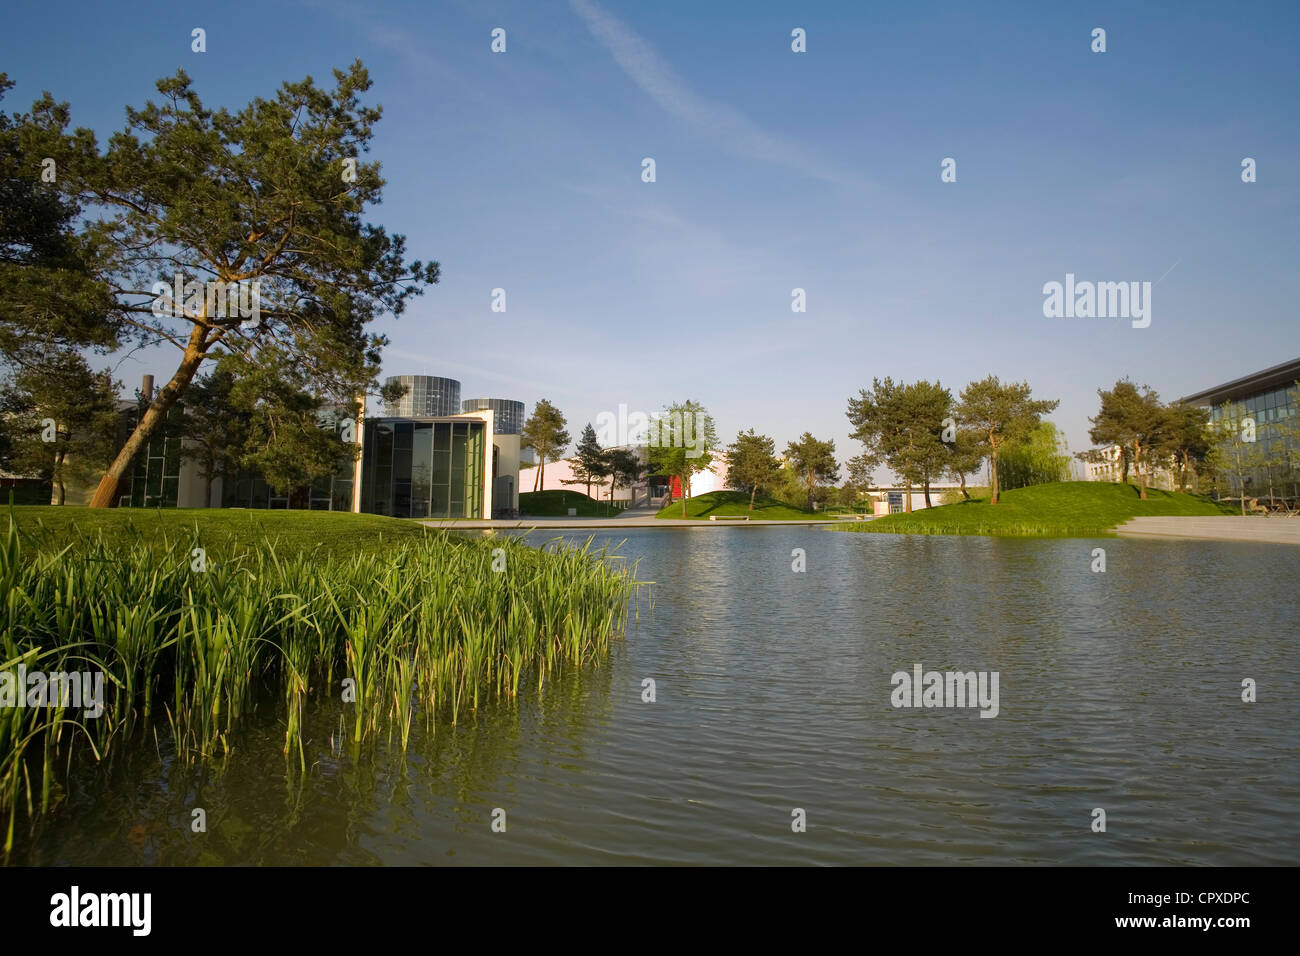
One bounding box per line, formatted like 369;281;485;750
2;0;1297;468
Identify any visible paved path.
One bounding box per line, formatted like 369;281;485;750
419;510;866;531
1117;516;1300;545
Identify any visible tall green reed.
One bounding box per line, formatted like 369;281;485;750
0;515;637;853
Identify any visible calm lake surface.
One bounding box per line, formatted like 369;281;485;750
13;528;1300;865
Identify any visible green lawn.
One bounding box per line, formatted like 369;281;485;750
833;481;1236;537
520;489;626;517
5;505;436;558
654;490;825;520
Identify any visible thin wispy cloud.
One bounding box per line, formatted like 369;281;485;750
568;0;865;189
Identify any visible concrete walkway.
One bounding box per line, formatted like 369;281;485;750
1117;515;1300;545
419;510;863;531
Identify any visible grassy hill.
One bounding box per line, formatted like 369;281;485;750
834;482;1235;537
520;489;625;517
654;490;823;520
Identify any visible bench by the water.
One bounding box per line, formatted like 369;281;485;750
708;514;750;521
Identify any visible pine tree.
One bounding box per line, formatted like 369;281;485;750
521;399;570;491
955;376;1059;504
6;64;438;506
784;432;839;510
724;429;781;510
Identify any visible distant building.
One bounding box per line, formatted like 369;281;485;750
1081;444;1175;491
520;445;730;507
868;484;964;514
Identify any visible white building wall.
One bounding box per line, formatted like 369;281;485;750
520;455;627;500
176;439;211;507
492;433;523;512
520;446;730;503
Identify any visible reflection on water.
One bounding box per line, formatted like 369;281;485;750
12;528;1300;865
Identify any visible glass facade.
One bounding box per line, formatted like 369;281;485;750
118;406;183;508
220;463;353;511
461;398;525;435
360;418;485;518
383;375;461;418
1207;382;1299;497
220;407;356;510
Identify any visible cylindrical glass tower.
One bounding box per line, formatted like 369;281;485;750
383;375;461;418
461;398;525;435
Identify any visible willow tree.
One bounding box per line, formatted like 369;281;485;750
18;62;438;506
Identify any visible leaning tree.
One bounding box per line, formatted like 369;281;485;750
13;62;438;506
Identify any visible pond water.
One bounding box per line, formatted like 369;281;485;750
12;528;1299;865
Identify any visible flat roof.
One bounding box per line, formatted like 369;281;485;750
367;414;487;423
1179;356;1300;406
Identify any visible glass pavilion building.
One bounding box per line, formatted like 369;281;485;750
358;415;489;519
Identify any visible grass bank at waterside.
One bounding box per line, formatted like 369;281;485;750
832;482;1235;538
0;508;637;853
654;491;830;520
520;489;626;517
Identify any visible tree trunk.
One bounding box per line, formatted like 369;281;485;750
923;478;932;509
959;471;970;500
749;487;756;511
89;326;210;508
56;479;65;506
1134;441;1147;499
990;449;1000;504
905;475;912;513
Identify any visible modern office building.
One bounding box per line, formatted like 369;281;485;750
383;375;461;418
1180;356;1300;498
